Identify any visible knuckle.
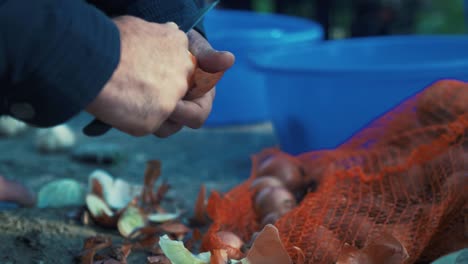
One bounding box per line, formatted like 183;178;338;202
176;31;189;46
159;103;176;120
175;80;189;97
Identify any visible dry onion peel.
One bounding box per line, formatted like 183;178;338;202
86;194;114;217
158;235;213;264
158;225;292;264
148;211;181;223
117;205;146;238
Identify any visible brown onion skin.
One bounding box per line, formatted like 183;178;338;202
210;249;229;264
215;231;245;260
250;176;284;194
261;212;282;227
256;153;304;193
254;186;297;220
90;213;119;228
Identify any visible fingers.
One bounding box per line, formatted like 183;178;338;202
187;29;212;54
199;50;235;73
188;30;235;73
153;119;184;138
92;17;201;139
165;21;179;29
153;87;215;137
165;21;189;48
168;88;216;129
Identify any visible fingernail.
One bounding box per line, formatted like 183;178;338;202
216;51;231;55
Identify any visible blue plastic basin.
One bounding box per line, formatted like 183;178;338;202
249;35;468;154
202;10;324;126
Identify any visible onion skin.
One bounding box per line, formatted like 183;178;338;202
256;153;304;193
214;231;245;260
210;249;229;264
254;186;297;221
337;232;409;264
250;176;284;194
261;212;281;227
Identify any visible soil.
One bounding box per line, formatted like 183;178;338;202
0;112;277;264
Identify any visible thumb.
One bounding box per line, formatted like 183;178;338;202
197;48;235;74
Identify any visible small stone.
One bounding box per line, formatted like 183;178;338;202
72;143;125;165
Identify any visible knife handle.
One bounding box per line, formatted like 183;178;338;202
83;52;224;137
82;119;112;137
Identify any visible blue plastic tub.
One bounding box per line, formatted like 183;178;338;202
202;10;324;126
250;35;468;154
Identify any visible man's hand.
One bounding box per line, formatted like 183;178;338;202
85;16;195;136
153;29;235;138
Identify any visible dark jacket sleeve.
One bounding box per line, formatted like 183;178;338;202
125;0;206;36
0;0;120;127
86;0;134;16
87;0;206;36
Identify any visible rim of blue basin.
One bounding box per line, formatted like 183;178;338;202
248;35;468;76
204;9;324;49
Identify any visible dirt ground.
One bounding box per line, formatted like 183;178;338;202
0;112;277;264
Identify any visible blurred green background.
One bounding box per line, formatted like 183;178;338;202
216;0;466;39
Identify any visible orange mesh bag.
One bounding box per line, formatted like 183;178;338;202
201;79;468;263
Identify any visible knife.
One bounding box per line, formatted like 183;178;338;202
83;0;220;137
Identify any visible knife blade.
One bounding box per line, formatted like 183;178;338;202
180;0;219;32
83;0;220;137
